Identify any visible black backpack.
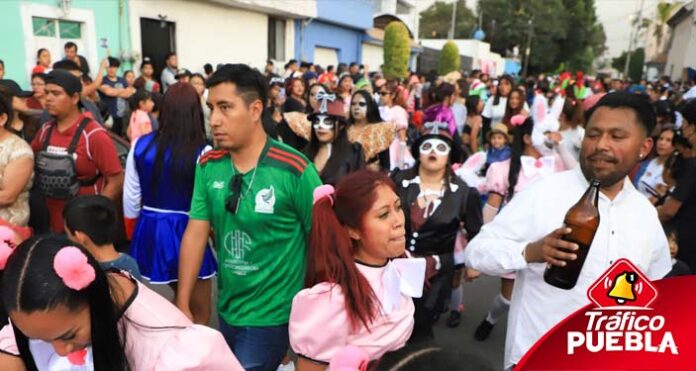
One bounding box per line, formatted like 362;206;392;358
35;118;99;199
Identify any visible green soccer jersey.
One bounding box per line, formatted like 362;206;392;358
189;138;322;326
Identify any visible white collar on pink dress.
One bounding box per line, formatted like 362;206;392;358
520;155;556;178
382;258;426;315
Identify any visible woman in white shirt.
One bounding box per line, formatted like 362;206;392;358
637;127;675;197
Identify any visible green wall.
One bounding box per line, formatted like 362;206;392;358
0;0;131;88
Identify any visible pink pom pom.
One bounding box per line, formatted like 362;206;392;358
53;247;96;291
329;345;369;371
313;184;336;206
0;226;15;244
510;114;526;127
67;348;88;366
0;242;13;270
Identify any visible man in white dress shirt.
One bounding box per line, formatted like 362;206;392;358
464;92;672;369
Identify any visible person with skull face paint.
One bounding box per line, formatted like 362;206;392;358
392;122;483;343
281;83;330;149
348;90;394;171
304;94;365;185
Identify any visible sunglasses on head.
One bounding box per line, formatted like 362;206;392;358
419;138;451;157
225;174;243;214
312;115;336;130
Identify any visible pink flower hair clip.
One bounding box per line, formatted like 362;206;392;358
53;246;96;291
510;114;527;127
0;226;18;270
313;184;336;206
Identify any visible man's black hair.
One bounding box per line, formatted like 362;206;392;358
165;52;176;61
584;91;656;136
679;98;696;125
63;195;118;246
204;63;213;74
349;62;358;68
64;41;78;51
288;59;298;66
206;64;266;105
327;65;334;72
0;91;13;120
53;59;81;72
300;61;310;69
107;57;121;68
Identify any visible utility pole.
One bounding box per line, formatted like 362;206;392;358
623;0;645;79
448;0;458;39
522;19;533;77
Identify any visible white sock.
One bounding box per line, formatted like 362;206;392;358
485;294;510;324
450;286;463;311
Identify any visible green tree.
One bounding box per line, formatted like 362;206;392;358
653;1;682;46
383;22;411;79
438;41;461;75
611;48;645;81
477;0;606;74
419;0;477;39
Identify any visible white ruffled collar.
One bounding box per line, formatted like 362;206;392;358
381;258;425;315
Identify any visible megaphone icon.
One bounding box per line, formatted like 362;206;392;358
608;271;638;304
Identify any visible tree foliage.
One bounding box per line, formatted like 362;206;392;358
419;1;477;39
438;41;461;75
476;0;606;74
611;48;645;81
383;22;411;79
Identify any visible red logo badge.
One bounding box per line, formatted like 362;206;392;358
587;258;658;309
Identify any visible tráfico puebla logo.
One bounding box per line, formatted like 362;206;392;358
516;258;696;370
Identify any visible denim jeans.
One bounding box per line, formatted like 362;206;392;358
218;317;289;371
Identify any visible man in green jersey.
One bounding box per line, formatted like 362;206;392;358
177;64;321;371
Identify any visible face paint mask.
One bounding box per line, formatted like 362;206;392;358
351;100;367;117
419;138;451;156
312;115;335;130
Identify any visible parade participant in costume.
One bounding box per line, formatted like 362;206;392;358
465;92;671;368
423;83;457;136
379;80;414;171
348;90;395;171
455;123;512;193
482;75;515;143
392;122;483;342
263;76;308;150
472;115;565;342
0;235;242;370
304;94;365;185
282;83;328;146
290;171;426;369
124;83;217;325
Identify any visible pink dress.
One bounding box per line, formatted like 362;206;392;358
289;259;425;363
0;278;242;370
485;155;565;279
127;109;153;141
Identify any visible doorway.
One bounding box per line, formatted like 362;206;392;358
140;18;176;84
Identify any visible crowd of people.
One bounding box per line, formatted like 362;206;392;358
0;40;694;370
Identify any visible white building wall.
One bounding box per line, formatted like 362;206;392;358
665;16;696;80
361;43;383;69
128;0;272;73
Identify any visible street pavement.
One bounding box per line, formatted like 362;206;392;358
149;274;508;371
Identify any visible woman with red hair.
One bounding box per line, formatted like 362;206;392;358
289;170;425;370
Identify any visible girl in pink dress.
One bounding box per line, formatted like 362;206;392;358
289;170;425;370
0;234;241;370
471;115;565;342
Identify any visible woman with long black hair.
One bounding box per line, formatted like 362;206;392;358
123;82;217;325
482;75;516;144
0;234;241;370
472;115;564;341
304;96;365;185
348;90;394;171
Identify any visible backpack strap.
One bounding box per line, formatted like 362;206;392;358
67;118;93;154
41;124;55;151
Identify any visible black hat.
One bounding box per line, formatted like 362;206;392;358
175;68;192;80
45;70;82;96
0;79;33;98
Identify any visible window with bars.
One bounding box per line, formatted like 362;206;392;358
32;17;82;39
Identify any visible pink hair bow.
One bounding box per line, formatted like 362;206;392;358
329;345;369;371
0;226;17;270
313;184;336;206
53;246;96;291
510;114;526;127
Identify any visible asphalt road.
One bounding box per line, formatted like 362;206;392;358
149;274;508;371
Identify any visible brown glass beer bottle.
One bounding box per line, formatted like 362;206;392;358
544;179;601;289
